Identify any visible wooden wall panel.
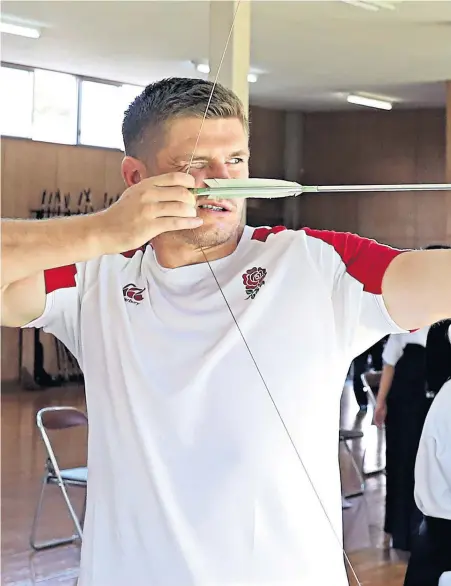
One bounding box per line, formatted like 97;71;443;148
249;105;286;179
1;138;5;202
414;109;448;246
447;82;451;184
1;329;20;382
358;192;416;244
246;105;286;226
446;83;451;241
56;146;106;210
104;151;126;202
2;140;59;218
296;193;359;234
299;108;448;249
415;191;447;244
415;109;445;183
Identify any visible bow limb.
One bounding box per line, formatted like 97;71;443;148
186;3;362;584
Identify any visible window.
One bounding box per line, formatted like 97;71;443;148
79;80;122;149
1;63;146;149
119;84;145;112
79;80;144;150
32;69;78;144
0;66;33;138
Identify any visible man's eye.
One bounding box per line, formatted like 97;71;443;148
229;157;244;164
182;161;207;171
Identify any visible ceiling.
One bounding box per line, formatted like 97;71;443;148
1;0;451;111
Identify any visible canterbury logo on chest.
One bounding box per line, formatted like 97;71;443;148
123;283;145;305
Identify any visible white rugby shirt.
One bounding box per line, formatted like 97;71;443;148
25;225;408;586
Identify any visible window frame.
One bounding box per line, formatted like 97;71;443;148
1;61;144;151
77;76;125;149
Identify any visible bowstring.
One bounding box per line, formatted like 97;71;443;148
186;3;362;584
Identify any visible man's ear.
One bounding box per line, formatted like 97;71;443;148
121;156;148;188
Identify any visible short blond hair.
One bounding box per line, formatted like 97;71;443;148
122;77;249;157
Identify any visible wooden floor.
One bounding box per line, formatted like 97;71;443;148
1;380;410;585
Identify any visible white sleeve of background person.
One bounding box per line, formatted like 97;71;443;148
414;379;451;520
382;333;405;367
382;327;430;367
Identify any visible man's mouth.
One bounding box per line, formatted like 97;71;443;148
197;200;233;213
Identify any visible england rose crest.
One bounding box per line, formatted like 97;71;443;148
242;267;267;300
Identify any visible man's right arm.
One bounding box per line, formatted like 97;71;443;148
1;214;105;327
1;172;201;328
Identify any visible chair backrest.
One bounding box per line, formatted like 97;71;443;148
361;370;382;407
36;407;88;478
37;406;88;431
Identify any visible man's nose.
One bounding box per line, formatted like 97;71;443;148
205;162;230;180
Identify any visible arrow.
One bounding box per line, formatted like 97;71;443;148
190;178;451;199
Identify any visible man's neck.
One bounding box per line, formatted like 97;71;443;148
152;226;245;269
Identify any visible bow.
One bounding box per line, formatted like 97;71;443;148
185;1;363;585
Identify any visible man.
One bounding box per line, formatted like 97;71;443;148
404;325;451;586
426;318;451;398
373;327;430;551
424;246;451;400
2;77;450;586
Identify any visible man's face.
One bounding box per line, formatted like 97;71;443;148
152;116;249;249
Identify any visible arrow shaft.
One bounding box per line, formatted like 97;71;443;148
195;182;451;199
316;183;451;193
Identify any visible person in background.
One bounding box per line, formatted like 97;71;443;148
352;337;387;412
374;327;431;551
426;318;451;398
403;324;451;586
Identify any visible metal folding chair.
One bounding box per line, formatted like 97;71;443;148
30;406;88;551
361;370;386;476
361;370;382;410
339;428;365;498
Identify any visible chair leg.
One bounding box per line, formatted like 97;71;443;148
30;476;81;551
363;427;386;476
56;478;84;540
30;475;47;550
342;441;365;499
79;489;87;530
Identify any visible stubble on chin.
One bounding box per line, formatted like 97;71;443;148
151;219;243;253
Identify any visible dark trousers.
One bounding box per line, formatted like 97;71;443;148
404;516;451;586
352;338;385;406
384;397;427;550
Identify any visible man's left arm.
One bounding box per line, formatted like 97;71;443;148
382;249;451;331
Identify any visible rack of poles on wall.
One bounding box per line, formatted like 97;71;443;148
30;188;121;218
20;189;120;390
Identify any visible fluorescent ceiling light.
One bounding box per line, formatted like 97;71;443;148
347;94;393;110
195;62;258;83
341;0;398;11
0;21;40;38
342;1;379;11
196;63;210;74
